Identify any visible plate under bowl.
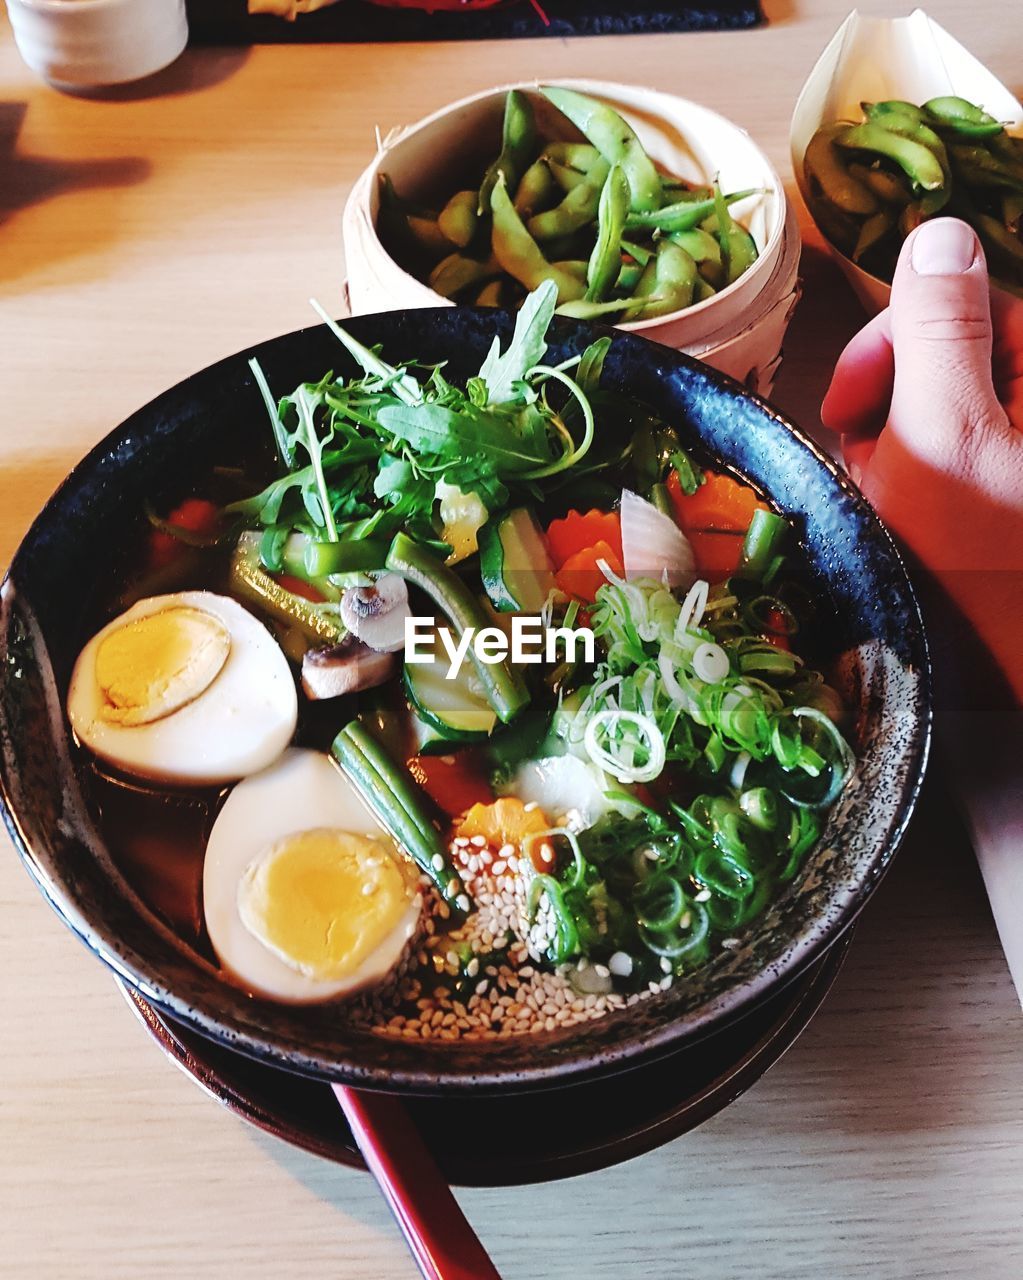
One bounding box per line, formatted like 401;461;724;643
0;307;930;1093
120;934;851;1185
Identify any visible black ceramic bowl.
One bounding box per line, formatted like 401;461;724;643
0;308;930;1094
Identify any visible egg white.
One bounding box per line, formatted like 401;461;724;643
202;748;421;1004
67;591;298;786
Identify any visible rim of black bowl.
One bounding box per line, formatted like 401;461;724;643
0;308;932;1093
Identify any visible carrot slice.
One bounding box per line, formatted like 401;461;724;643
687;530;744;580
274;573;327;603
545;509;623;569
148;498;221;569
457;797;554;872
407;753;493;819
667;469;768;534
555;540;624;603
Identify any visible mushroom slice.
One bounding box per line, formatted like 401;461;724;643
339;573;411;653
300;637;396;701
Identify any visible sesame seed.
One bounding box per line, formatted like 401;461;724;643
455;894;471;913
694;888;711;903
523;802;538;812
431;853;445;872
470;834;487;847
361;882;377;896
453;837;470;848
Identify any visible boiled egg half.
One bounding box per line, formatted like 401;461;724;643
203;748;422;1003
67;591;297;786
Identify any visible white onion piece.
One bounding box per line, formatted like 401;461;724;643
620;489;696;590
693;641;730;684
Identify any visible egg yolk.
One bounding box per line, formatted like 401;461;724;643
94;606;231;726
237;829;414;981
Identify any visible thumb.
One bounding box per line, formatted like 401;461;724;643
885;217;1004;472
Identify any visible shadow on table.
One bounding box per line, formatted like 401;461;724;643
73;46;251;103
0;102;149;282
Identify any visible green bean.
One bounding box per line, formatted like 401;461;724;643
428;251;500;299
541;85;662;212
617;260;643;292
437;189;478;249
303;538;390;578
513;159;557;218
924;96;1005;139
803;123;879;216
489;173;586;303
852;207;896;263
586;163;631;302
479;89;536;215
620;237;654;266
527;181;603;240
835;122;946;194
625;189;757;233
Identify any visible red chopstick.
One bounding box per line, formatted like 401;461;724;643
332;1084;502;1280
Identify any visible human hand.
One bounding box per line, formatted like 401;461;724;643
821;217;1023;709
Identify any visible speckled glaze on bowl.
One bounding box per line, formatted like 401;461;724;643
0;308;931;1094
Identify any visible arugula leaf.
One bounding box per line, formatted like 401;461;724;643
375;402;547;471
309;298;422;407
478;279;558;405
374;456;415;500
576;337;612;397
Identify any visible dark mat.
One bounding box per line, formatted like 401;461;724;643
186;0;763;44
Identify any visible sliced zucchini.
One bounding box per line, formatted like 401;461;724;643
404;628;497;745
479;508;557;614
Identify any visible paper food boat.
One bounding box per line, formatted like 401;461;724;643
790;8;1023;315
343;80;799;397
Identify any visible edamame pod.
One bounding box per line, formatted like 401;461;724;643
835;122;946;194
490;173;586;303
803;122;879;216
924;96;1005;139
546;156;611;193
852;208;896;263
514;159;557;218
625;189;757;234
541;85;662;213
479;89;536;215
428;252;500;299
527;182;602;240
437;190;479;249
586;163;631;302
626;240;697;320
847;162;912;205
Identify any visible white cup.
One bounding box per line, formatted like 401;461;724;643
6;0;188;91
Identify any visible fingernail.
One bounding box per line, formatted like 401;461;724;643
911;219;977;275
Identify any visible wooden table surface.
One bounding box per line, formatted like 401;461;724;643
2;3;1022;1277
